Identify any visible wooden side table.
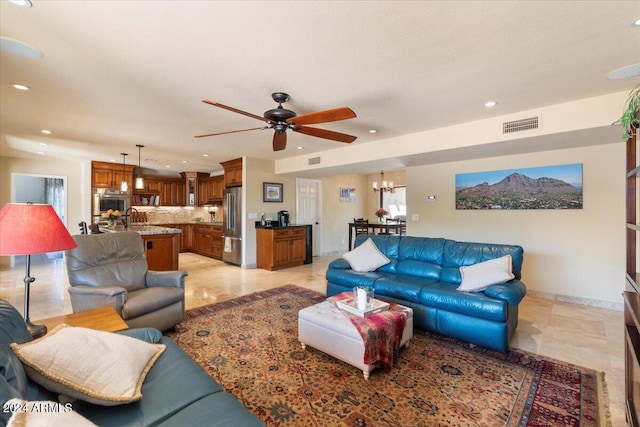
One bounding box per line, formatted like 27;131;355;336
35;306;129;333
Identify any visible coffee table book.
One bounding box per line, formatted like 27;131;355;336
336;298;390;317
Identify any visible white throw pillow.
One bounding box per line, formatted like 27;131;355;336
6;398;97;427
10;325;165;406
457;254;515;292
342;238;390;272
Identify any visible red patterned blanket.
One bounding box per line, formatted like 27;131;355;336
327;292;407;370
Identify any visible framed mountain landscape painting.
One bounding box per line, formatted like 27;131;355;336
455;163;583;210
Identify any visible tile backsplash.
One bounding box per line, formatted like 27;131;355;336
133;206;221;224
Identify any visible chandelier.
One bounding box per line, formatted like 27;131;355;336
372;171;394;192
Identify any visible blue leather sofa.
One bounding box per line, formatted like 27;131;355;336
326;235;526;353
0;300;264;427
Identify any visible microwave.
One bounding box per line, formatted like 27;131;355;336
93;189;130;219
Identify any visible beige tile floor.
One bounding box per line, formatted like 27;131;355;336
0;252;626;426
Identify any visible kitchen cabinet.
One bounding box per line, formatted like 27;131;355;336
161;178;185;206
198;175;224;205
191;224;223;260
164;223;191;252
143;177;163;193
182;172;210;206
91;161;134;189
140;232;180;271
220;158;242;187
256;227;306;271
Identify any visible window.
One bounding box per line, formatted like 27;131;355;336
382;186;406;220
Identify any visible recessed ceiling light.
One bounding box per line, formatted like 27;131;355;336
166;165;171;168
8;0;32;7
607;63;640;80
12;83;30;91
1;37;42;59
369;129;377;133
202;154;209;157
39;142;48;146
296;146;304;150
484;101;498;108
37;151;45;155
182;160;189;163
633;18;640;27
40;129;52;135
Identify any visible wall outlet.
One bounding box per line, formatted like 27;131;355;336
411;213;419;221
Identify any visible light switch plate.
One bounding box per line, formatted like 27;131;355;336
411;214;419;221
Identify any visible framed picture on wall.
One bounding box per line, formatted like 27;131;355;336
263;182;283;202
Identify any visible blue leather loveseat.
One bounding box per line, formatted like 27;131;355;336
0;299;264;427
326;235;526;353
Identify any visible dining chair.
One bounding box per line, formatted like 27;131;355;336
353;218;370;236
78;221;88;235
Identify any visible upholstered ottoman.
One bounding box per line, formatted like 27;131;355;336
298;300;413;379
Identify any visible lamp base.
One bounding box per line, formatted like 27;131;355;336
26;321;47;339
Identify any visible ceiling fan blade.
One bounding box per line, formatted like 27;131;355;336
202;100;270;123
273;132;287;151
293;125;357;143
194;127;263;138
287;107;356;126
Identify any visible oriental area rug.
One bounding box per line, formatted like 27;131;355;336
166;285;611;427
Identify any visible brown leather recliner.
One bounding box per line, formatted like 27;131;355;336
65;232;187;331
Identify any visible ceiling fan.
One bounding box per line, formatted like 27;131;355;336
195;92;357;151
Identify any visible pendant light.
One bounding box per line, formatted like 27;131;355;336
134;144;145;190
372;171;394;192
120;153;128;192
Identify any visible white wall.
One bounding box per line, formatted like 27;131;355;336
244;157;298;267
318;174;368;255
406;142;624;306
0;156;90;267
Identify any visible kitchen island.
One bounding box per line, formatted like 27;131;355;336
100;224;181;271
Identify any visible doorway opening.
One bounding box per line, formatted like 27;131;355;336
11;173;68;266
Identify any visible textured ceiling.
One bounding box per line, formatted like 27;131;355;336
0;1;638;175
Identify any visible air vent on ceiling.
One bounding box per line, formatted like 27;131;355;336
308;156;320;165
503;116;539;134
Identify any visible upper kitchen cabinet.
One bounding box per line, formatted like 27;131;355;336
199;175;224;205
92;161;134;189
161;177;185;206
181;172;210;206
221;158;242;187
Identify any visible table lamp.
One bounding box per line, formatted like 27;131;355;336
0;203;77;338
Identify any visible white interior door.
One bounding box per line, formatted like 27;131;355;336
296;178;322;256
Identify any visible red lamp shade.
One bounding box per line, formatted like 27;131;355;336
0;203;77;255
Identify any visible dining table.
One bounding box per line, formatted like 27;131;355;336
347;221;406;250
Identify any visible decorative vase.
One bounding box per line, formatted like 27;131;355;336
108;218;117;228
377;216;385;224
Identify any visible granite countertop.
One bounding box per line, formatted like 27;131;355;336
255;224;308;230
125;221;223;227
100;224;181;235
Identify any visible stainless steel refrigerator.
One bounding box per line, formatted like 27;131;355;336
222;186;242;265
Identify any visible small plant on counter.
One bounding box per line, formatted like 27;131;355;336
101;209;122;227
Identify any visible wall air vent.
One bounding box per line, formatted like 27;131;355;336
308;157;321;165
503;116;539;134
